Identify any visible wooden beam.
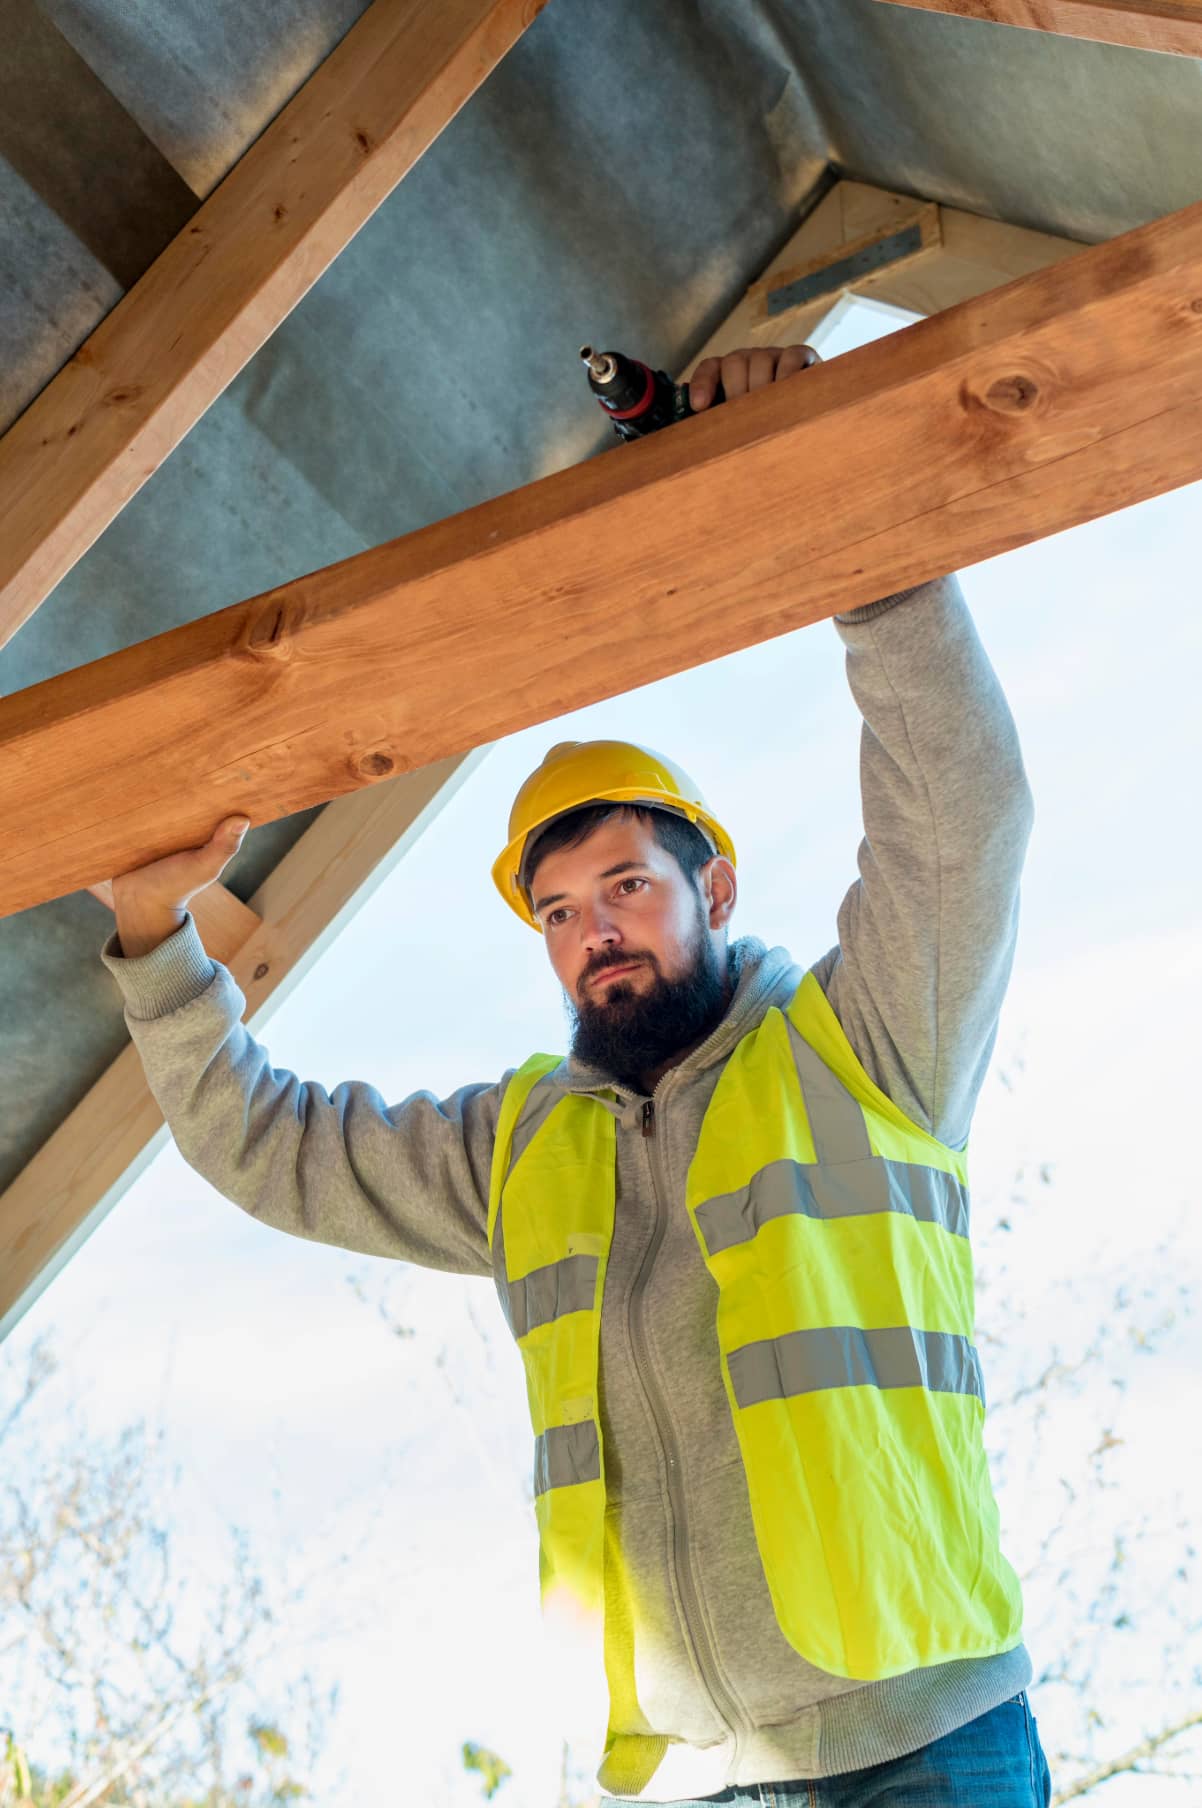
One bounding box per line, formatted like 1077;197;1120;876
5;196;1202;920
874;0;1202;57
0;0;549;652
4;195;1202;918
0;752;485;1341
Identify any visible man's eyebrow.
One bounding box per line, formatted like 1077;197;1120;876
533;861;649;915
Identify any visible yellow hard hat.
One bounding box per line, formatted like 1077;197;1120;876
492;739;736;931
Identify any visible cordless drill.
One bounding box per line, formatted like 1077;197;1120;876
580;344;726;441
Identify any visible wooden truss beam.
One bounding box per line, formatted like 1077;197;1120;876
874;0;1202;57
0;752;484;1340
5;193;1202;920
0;0;549;653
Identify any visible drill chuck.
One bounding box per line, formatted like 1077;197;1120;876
580;343;723;442
580;346;618;385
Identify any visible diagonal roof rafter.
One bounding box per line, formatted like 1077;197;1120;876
874;0;1202;57
0;0;552;654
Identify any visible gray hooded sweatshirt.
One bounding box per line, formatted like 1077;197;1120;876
100;575;1035;1800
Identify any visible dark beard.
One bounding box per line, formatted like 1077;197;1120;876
568;904;730;1090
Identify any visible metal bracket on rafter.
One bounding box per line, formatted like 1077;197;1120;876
749;202;943;321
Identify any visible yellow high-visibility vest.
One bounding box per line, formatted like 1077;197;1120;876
487;971;1023;1793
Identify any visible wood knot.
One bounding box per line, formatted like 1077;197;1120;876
247;605;288;650
253;962;270;981
984;374;1039;414
1191;298;1202;316
357;751;395;779
354;127;372;155
107;385;143;407
273;202;287;223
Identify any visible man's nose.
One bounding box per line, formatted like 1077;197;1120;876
580;904;620;949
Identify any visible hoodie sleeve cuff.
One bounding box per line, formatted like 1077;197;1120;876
99;910;220;1021
834;581;941;625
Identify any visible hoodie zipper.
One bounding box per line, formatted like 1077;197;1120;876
628;1089;749;1752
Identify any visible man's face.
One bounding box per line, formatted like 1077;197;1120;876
529;813;736;1085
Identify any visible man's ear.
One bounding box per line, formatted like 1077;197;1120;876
701;856;737;930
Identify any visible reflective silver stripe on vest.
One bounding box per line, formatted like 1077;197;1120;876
491;1074;569;1334
695;1156;969;1255
785;1019;873;1164
533;1419;601;1496
728;1325;984;1408
492;1208;514;1333
507;1252;598;1340
510;1073;565;1171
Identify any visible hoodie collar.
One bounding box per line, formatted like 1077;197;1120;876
553;937;802;1118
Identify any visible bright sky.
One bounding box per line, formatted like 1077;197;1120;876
8;296;1202;1806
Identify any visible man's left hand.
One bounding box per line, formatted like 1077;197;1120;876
689;343;822;412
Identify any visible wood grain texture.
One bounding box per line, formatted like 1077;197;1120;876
5;196;1202;919
0;0;550;651
0;752;483;1340
875;0;1202;55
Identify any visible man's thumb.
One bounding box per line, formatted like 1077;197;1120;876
206;818;249;874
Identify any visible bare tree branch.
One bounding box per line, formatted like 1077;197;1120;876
1052;1708;1202;1804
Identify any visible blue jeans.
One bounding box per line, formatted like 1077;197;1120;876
611;1692;1053;1806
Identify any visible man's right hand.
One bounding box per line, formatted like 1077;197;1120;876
111;816;250;957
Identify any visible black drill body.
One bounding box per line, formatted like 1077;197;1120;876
580;345;725;441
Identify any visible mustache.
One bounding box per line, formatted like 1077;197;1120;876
578;951;656;992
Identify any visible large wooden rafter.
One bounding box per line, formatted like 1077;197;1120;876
0;0;550;652
874;0;1202;57
6;192;1202;922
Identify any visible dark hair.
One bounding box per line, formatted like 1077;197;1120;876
524;803;714;900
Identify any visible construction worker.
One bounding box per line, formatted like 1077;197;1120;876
101;343;1051;1807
